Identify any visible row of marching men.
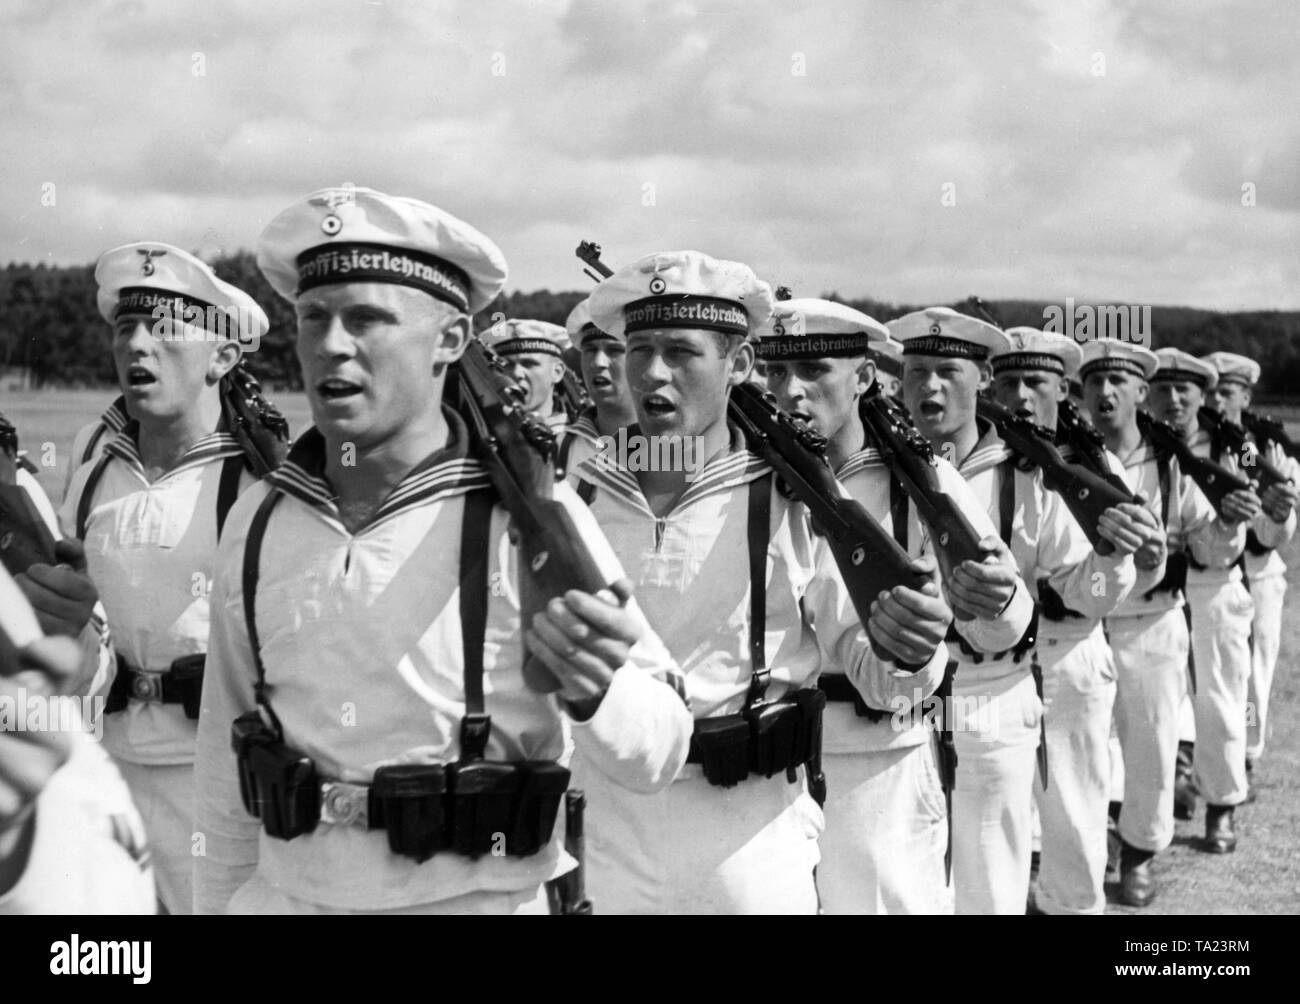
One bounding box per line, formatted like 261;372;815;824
1;182;1291;914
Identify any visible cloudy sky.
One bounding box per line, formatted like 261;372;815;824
3;0;1297;310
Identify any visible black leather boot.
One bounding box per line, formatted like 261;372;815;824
1119;841;1157;908
1174;741;1197;821
1203;804;1238;854
1244;759;1257;804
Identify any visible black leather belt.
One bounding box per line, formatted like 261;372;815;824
105;653;205;718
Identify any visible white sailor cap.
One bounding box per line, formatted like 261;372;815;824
479;318;569;359
888;306;1010;361
1152;347;1217;391
95;242;268;347
751;298;888;361
868;335;904;378
991;327;1083;380
1078;339;1160;381
1202;351;1260;389
256;185;508;314
565;297;614;347
587;250;774;341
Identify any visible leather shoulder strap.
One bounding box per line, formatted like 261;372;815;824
75;452;114;541
216;455;246;541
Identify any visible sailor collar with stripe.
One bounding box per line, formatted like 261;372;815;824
955;418;1014;478
574;422;770;517
266;405;492;527
103;422;244;483
835;444;886;481
565;412;602;444
101;397;130;434
1117;436;1159;470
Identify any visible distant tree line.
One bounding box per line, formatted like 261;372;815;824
3;254;1299;399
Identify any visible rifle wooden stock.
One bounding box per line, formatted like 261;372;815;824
454;339;615;693
728;382;930;642
1055;399;1133;496
1199;406;1293;492
859;392;986;620
977;398;1137;556
1136;410;1250;517
1242;410;1300;463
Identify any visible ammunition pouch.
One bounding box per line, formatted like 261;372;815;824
686;689;826;789
1144;549;1188;599
945;604;1040;665
231;711;320;840
1245;529;1273;557
106;653;206;719
1036;578;1085;623
230;712;568;860
817;672;890;724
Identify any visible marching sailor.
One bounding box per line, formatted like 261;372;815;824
989;328;1160;915
194;187;692;914
574;253;955;913
758;297;1027;914
61;243;272;914
893;308;1140;915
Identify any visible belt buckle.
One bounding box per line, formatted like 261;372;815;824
131;672;163;704
320;781;370;829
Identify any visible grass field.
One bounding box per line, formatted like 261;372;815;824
2;389;315;510
4;388;1297;915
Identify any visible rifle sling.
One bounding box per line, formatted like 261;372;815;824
998;457;1016;547
889;474;909;551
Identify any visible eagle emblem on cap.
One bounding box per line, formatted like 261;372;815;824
137;248;167;277
309;192;353;235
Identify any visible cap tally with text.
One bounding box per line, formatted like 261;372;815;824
95;241;268;346
868;336;904;378
1152;347;1218;391
1078;339;1160;381
991;327;1083;379
480;318;569;359
587;249;774;340
752;298;888;360
256;185;508;313
565;297;613;347
1202;351;1260;389
889;306;1010;361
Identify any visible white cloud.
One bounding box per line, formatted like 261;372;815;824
0;0;1296;309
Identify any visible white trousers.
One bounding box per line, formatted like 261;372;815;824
228;872;549;914
1186;578;1254;806
1034;629;1116;915
114;760;193;915
580;768;822;915
818;741;952;915
1247;572;1287;762
1108;608;1189;853
950;667;1041;915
